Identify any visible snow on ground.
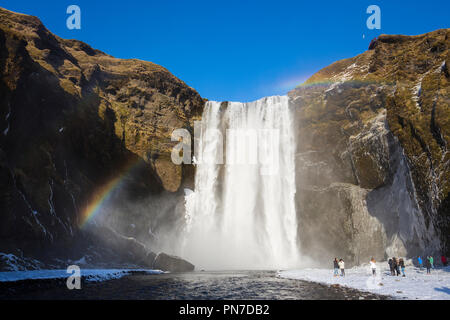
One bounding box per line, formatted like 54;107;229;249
279;263;450;300
0;269;164;283
0;252;44;271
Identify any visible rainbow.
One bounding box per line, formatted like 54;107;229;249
78;78;388;227
295;78;384;89
79;158;142;227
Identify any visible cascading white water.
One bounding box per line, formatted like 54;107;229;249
180;96;300;270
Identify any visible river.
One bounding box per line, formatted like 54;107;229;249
0;270;389;300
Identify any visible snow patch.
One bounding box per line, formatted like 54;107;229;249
71;256;87;265
0;253;43;271
330;62;368;84
3;103;11;136
0;268;164;283
279;263;450;300
48;179;69;234
438;60;446;73
411;77;423;110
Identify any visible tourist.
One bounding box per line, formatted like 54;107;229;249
396;258;401;276
370;257;377;276
399;258;406;277
430;256;434;268
333;258;339;277
392;257;400;276
339;259;345;276
417;256;423;269
441;255;448;267
388;258;394;275
425;256;432;274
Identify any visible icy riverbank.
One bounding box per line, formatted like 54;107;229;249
0;269;164;282
279;263;450;300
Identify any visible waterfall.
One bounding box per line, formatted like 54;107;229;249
180;96;300;270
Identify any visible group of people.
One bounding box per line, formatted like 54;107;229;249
333;258;345;277
333;257;379;277
332;255;448;278
416;255;447;274
388;257;406;277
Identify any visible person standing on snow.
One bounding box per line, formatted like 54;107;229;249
442;255;448;267
399;258;406;277
388;258;394;275
417;256;423;269
392;257;399;276
429;256;434;269
370;258;377;276
425;256;432;274
333;258;339;277
338;259;345;277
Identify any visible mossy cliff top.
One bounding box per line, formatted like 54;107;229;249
290;29;449;255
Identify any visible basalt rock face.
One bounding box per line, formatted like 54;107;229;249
290;29;449;266
0;7;202;268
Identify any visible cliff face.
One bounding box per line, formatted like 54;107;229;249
0;7;448;270
0;8;203;267
289;30;449;265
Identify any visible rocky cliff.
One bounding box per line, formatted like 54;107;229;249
0;7;448;270
290;30;449;265
0;7;202;269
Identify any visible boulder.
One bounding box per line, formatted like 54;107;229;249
153;252;195;272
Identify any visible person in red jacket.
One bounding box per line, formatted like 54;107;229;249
442;255;448;267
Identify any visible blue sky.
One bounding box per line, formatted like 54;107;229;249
2;1;449;102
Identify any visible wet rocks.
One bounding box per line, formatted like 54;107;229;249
153;252;195;272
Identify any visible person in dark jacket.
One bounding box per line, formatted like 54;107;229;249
399;258;406;277
392;257;399;276
425;256;432;274
333;258;339;277
388;258;394;275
